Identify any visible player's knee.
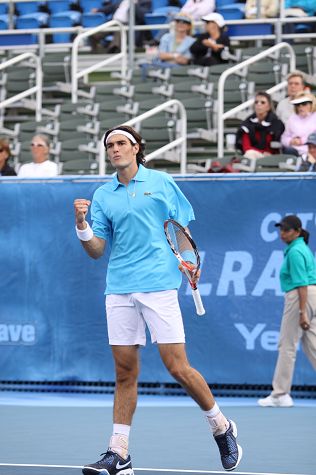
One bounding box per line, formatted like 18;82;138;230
116;364;138;384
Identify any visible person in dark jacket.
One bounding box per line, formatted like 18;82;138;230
0;138;16;176
190;12;231;66
235;91;285;160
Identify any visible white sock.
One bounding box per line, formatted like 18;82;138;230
109;424;130;459
204;402;229;435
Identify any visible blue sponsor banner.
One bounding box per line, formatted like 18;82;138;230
0;174;315;385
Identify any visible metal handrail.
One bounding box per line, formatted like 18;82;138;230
71;20;127;103
217;42;296;157
0;52;42;126
98;100;187;175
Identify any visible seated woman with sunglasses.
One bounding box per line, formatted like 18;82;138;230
235;92;285;160
18;134;58;178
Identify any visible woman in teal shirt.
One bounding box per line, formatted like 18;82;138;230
258;215;316;407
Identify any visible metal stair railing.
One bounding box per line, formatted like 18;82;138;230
71;20;127;104
98;100;187;175
0;52;42;127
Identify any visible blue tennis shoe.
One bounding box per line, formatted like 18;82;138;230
82;450;134;475
213;420;242;471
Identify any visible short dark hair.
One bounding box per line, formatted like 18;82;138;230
103;125;146;166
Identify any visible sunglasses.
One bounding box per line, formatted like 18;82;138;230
297;102;312;106
255;100;268;105
31;143;45;147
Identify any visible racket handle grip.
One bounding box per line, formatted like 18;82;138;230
192;288;206;316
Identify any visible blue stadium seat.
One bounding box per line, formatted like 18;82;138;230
49;10;81;42
216;0;239;6
217;6;244;19
0;4;7;14
0;33;38;44
0;15;9;29
81;12;109;27
15;2;40;15
47;0;71;14
228;23;273;36
151;0;169;12
15;12;49;28
80;0;104;13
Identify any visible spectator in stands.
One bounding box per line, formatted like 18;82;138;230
283;0;316;34
154;14;195;67
140;14;194;77
245;0;279;18
0;138;16;176
284;0;316;17
276;71;307;123
235;91;285;160
297;131;316;171
258;214;316;408
281;92;316;157
18;134;58;178
180;0;215;21
90;0;152;52
190;13;232;66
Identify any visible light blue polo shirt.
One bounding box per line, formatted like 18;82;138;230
91;165;195;294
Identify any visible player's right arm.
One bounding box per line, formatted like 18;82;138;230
74;198;106;259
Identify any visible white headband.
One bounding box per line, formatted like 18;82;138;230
105;129;137;145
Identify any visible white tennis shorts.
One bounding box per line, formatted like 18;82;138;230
105;290;185;345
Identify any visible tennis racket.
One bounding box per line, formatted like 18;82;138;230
164;219;205;316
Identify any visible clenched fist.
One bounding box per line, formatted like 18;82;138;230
74;199;91;228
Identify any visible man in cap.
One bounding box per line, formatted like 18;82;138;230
276;72;307;124
258;215;316;407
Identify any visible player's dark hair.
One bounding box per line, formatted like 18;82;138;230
103;125;146;165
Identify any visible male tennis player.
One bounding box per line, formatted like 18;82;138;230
74;125;242;474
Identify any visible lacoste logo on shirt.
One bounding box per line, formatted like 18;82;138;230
144;192;152;196
116;460;131;469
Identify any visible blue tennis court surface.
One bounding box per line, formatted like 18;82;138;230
0;392;315;475
0;465;313;475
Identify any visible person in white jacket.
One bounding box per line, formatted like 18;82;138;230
18;134;58;178
180;0;215;21
245;0;278;19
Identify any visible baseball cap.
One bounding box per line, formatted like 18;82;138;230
305;131;316;145
173;14;192;24
275;215;302;231
201;13;225;27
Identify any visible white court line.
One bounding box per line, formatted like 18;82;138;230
0;463;311;475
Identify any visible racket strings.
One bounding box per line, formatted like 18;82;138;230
167;223;198;266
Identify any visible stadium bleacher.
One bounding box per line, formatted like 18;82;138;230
0;0;315;175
